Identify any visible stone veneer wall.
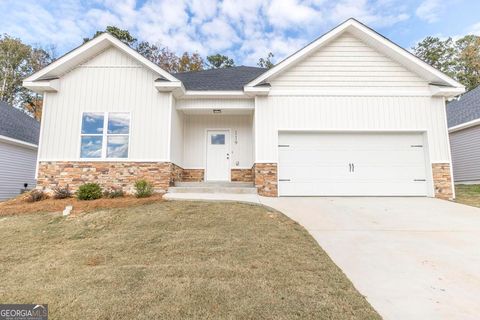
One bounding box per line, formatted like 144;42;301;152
37;161;278;196
253;163;278;197
171;163;183;186
432;163;454;200
39;161;448;199
181;169;204;182
231;168;254;182
37;161;172;194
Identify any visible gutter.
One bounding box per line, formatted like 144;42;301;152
448;118;480;133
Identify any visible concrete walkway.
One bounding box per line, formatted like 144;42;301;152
164;193;480;319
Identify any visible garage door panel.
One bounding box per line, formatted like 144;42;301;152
280;181;427;196
279;139;426;164
280;167;426;182
353;149;425;162
278;132;428;196
353;166;426;180
279;148;355;162
279;131;424;145
280;164;350;180
276;154;425;168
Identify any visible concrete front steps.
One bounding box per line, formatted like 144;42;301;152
168;181;257;194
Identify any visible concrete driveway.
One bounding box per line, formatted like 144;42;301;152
260;197;480;320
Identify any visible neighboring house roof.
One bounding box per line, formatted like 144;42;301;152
246;18;464;95
0;101;40;145
173;66;267;91
447;86;480;128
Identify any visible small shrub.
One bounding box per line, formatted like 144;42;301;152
27;189;47;202
134;180;153;198
77;183;103;200
53;185;72;199
103;187;125;199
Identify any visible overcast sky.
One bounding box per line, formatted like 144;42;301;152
0;0;479;65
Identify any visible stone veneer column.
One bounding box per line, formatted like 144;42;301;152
37;161;172;194
432;163;454;200
254;163;278;197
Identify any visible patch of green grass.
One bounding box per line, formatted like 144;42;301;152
455;184;480;207
0;201;380;319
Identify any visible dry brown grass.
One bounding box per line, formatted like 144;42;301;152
0;201;380;319
454;184;480;208
0;192;163;216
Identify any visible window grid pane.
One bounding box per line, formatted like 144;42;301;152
81;113;104;134
108;113;130;134
80;136;103;158
107;135;129;158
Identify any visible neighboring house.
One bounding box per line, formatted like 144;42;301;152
0;101;40;200
447;86;480;184
23;19;464;199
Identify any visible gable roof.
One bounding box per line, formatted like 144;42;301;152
447;86;480;128
245;18;465;92
23;19;465;97
0;101;40;145
173;66;266;91
24;33;180;83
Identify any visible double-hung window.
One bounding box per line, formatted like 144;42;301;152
80;112;130;159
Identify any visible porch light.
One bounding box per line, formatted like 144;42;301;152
213;109;222;114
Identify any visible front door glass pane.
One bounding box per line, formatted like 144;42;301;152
211;134;225;145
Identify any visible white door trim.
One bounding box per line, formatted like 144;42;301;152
205;128;231;181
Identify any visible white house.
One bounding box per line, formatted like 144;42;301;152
0;101;39;200
23;19;464;199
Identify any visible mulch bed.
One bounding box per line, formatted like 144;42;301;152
0;192;164;216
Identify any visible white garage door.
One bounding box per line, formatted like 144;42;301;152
278;132;429;196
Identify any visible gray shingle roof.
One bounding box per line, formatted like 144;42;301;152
447;86;480;128
0;101;40;145
173;66;267;91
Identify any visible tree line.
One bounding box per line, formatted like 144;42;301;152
0;35;56;119
1;25;479;121
412;35;480;92
0;26;275;120
84;26;275;72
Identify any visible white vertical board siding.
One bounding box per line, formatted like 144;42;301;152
183;115;253;169
255;96;450;163
450;125;480;183
170;98;185;166
0;142;37;200
39;45;171;161
82;47;140;67
255;31;451;163
269;33;430;95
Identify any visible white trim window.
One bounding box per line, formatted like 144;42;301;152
80;112;130;159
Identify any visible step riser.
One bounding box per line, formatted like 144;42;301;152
168;187;257;194
174;182;254;188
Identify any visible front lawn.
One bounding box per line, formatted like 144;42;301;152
455;184;480;207
0;201;379;319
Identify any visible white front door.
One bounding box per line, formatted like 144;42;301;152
206;130;230;181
